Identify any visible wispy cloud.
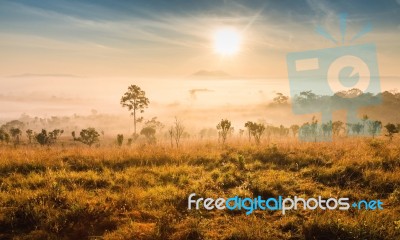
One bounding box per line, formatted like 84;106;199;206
7;73;84;78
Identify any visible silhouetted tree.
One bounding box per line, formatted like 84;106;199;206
144;117;164;131
290;124;299;138
168;126;174;147
351;123;363;135
310;117;318;142
171;118;184;148
0;130;10;144
140;126;156;144
49;129;64;143
127;138;133;146
332;121;344;137
239;129;244;138
273;93;289;105
26;129;34;144
384;123;398;141
35;129;64;146
117;134;124;146
1;120;24;133
321;121;332;137
10;128;22;146
244;121;265;144
120;85;150;135
35;130;50;146
73;128;100;147
217;119;232;144
368;120;382;138
362;115;369;134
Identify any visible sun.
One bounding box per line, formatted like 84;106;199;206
213;28;241;56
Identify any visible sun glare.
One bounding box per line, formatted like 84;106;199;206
213;28;241;56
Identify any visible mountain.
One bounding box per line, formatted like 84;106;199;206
190;70;231;78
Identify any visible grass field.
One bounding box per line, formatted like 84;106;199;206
0;137;399;240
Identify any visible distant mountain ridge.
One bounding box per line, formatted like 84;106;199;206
191;70;231;78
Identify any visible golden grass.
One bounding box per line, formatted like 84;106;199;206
0;137;399;239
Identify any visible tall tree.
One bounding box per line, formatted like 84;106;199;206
120;85;150;135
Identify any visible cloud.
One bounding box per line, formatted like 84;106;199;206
0;92;91;103
189;88;214;100
7;73;83;78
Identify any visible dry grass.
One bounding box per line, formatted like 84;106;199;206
0;137;399;239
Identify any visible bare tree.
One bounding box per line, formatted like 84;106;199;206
172;118;184;148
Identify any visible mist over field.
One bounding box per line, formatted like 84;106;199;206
1;74;400;135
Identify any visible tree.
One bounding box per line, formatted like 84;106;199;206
244;121;253;142
168;126;174;147
120;85;150;135
244;121;265;145
35;130;50;146
144;117;164;131
238;129;245;138
272;93;289;105
384;123;398;141
1;120;24;132
351;123;363;135
35;129;64;146
332;121;344;137
117;134;124;146
217;119;232;144
140;126;156;144
278;125;289;137
10;128;22;146
290;125;300;138
49;129;64;143
171;118;184;148
0;130;10;144
362;115;369;134
26;129;34;144
321;121;332;137
73;128;100;147
368;120;381;138
310;116;318;142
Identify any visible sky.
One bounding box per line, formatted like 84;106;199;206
0;0;399;121
0;0;399;78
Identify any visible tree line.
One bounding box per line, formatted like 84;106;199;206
1;84;399;147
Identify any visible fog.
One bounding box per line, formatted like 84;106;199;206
1;75;400;135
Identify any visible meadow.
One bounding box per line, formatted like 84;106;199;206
0;137;399;240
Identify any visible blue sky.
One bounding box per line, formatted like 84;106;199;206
0;0;399;77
